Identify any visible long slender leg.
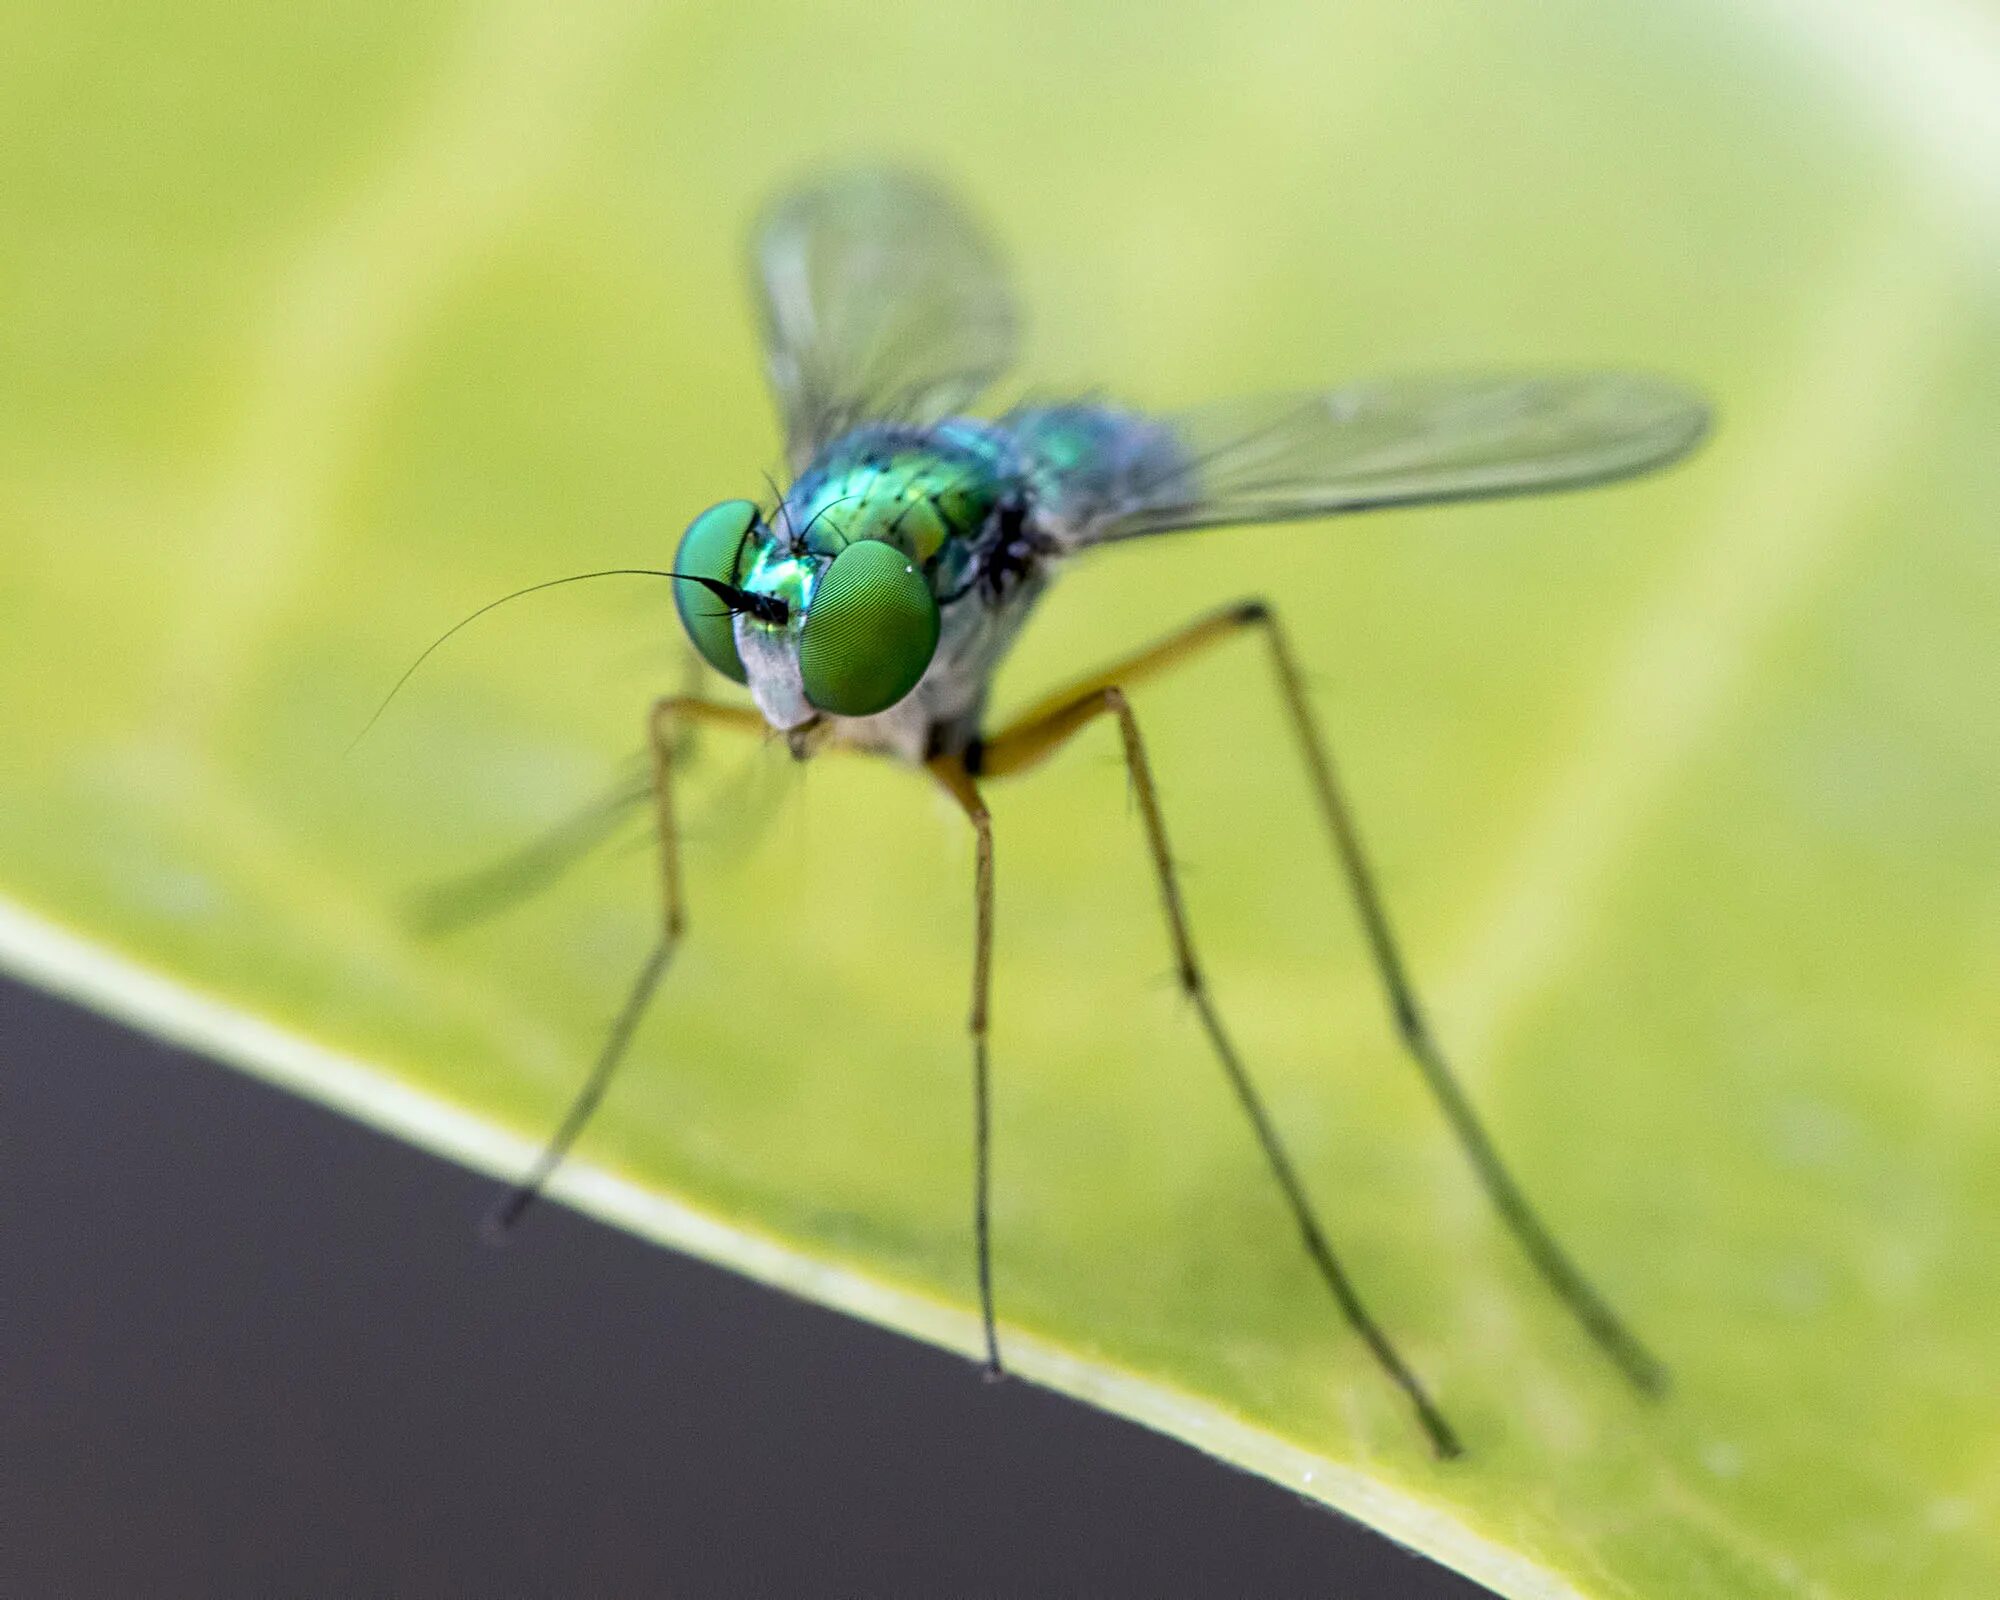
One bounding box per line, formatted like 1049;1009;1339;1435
483;695;765;1238
929;759;1003;1377
989;600;1665;1395
979;688;1462;1458
1245;603;1668;1395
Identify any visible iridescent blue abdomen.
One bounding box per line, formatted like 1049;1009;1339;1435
1002;404;1187;540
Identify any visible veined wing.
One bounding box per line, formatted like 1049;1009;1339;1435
1079;372;1709;544
751;168;1020;473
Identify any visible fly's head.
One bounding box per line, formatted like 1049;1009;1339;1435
671;500;941;749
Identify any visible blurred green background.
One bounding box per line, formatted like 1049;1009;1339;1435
3;1;1997;1594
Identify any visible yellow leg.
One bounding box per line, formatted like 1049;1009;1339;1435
487;694;763;1236
645;695;767;940
928;756;1003;1374
964;671;1461;1455
984;594;1664;1404
974;601;1264;779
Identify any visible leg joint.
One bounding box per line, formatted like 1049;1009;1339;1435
647;694;688;746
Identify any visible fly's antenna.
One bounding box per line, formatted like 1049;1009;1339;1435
760;468;800;546
797;491;866;550
347;568;779;754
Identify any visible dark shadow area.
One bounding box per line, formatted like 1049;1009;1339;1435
0;973;1489;1597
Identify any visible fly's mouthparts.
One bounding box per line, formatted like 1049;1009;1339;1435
786;717;826;761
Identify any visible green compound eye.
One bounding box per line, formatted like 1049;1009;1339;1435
673;499;757;683
798;539;941;717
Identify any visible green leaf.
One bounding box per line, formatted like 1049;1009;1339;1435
5;3;1997;1594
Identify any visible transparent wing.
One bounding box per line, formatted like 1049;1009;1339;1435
750;168;1020;472
1081;372;1709;544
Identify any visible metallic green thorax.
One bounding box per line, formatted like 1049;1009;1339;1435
732;412;1172;632
762;422;1011;569
732;423;1019;629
